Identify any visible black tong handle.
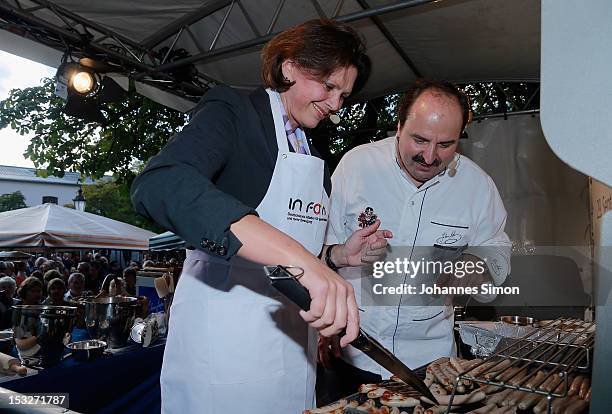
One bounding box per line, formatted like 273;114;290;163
265;265;312;311
265;265;358;338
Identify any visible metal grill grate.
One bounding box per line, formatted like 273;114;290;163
446;318;594;413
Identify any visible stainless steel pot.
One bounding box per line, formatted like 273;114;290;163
67;339;107;361
81;296;140;348
11;305;77;367
499;315;537;326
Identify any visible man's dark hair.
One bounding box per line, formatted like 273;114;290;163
397;78;471;132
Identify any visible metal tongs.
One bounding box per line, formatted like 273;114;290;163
263;265;438;404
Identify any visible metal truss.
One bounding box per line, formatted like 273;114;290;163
0;0;214;98
0;0;436;102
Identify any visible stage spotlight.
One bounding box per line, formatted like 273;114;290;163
55;61;110;124
55;62;101;98
70;68;100;97
55;57;128;124
72;71;95;94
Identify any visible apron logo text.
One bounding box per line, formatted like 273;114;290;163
288;198;327;216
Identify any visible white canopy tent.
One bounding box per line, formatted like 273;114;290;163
149;230;186;251
0;0;540;111
0;203;155;250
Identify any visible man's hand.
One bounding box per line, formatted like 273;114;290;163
332;219;393;267
318;334;342;369
298;260;360;347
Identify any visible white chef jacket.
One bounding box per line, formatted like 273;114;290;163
325;136;511;374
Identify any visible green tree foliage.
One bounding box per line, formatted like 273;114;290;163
81;179;163;233
0;191;27;212
0;76;538;180
462;82;540;116
0;77;188;182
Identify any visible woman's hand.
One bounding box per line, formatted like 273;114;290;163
230;215;361;347
298;260;360;347
331;219;393;267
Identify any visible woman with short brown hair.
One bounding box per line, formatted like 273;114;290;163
132;19;390;414
261;19;370;94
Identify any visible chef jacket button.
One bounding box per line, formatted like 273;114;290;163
217;246;227;256
207;241;217;251
200;238;210;249
411;201;415;206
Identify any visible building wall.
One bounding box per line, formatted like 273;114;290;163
0;180;79;207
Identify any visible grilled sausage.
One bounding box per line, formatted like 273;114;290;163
584;387;591;402
517;371;552;410
421;389;486;406
578;378;590;399
367;387;388;398
465;403;497;413
569;375;585;395
449;357;466;373
379;396;420;408
430;362;451;389
564;397;589;414
461;358;484;370
486;388;513;405
359;383;379;393
424;369;435;387
429;382;448;397
448;357;472;387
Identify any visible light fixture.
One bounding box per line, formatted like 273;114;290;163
56;62;105;123
73;186;86;212
69;67;100;97
72;71;95;95
55;62;100;98
55;57;126;124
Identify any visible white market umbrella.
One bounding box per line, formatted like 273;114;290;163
0;251;33;259
149;231;186;251
0;203;155;250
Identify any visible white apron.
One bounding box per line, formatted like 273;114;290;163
160;89;329;414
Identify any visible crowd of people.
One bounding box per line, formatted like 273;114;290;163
0;252;150;330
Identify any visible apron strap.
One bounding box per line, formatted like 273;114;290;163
265;88;292;154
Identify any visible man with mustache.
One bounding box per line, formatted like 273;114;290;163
318;79;511;401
